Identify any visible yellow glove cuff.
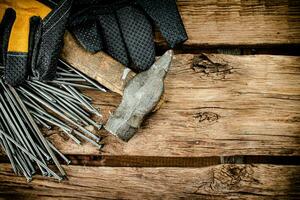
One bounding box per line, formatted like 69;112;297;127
0;0;51;53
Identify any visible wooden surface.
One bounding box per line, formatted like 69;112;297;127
1;0;300;198
158;0;300;47
1;53;299;200
40;53;300;157
0;164;299;199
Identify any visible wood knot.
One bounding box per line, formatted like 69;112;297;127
194;111;219;124
191;54;233;79
213;165;257;189
287;116;300;123
194;165;258;194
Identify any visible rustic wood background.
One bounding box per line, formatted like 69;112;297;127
1;0;300;199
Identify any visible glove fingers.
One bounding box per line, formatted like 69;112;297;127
0;8;15;67
34;0;72;81
0;8;27;86
117;6;155;71
28;16;41;78
70;20;104;53
98;13;129;66
6;53;28;86
137;0;187;48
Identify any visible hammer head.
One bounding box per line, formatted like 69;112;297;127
104;50;173;141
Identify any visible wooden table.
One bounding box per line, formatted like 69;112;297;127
1;0;300;199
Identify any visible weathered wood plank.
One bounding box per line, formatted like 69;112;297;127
42;54;300;157
0;164;299;199
159;0;300;46
1;54;298;157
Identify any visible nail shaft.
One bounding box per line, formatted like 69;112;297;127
59;59;107;92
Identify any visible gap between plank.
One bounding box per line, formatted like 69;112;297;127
1;155;299;167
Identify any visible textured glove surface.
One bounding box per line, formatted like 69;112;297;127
0;0;72;86
69;0;187;72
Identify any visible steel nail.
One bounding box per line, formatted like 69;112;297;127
57;66;72;73
63;85;102;117
55;77;87;82
56;72;81;77
27;82;57;103
73;130;103;149
0;129;62;181
14;155;32;182
65;98;91;117
9;85;66;177
50;80;97;90
19;87;100;142
30;111;74;135
2;84;48;166
0;132;17;173
0;95;32;153
59;59;107;92
30;112;81;145
33;116;52;130
59;97;102;129
29;80;81;104
47;141;71;165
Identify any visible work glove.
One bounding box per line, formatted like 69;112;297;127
0;0;72;86
69;0;187;72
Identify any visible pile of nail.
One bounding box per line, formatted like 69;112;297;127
0;59;106;181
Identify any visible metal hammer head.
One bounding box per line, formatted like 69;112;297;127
104;50;173;141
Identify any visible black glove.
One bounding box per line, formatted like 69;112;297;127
0;0;72;86
69;0;187;72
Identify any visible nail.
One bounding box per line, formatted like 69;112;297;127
30;80;80;103
27;82;57;103
56;72;81;77
15;150;35;177
2;84;49;167
62;128;82;145
59;59;107;92
14;155;32;182
24;100;73;133
63;85;102;117
55;77;86;82
32;108;81;145
54;97;85;125
0;129;62;181
0;109;17;155
22;86;81;124
55;96;90;127
73;130;103;149
59;97;102;129
3;95;49;175
33;116;52;130
65;98;91;117
0;132;17;173
19;91;46;111
36;144;52;161
50;80;97;90
0;95;32;153
48;141;71;165
57;66;72;73
9;86;66;177
30;111;73;134
19;87;100;142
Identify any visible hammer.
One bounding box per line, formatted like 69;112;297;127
61;33;173;141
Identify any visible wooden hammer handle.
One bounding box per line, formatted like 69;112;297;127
61;32;136;95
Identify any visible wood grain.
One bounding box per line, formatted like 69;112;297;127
157;0;300;46
61;32;135;95
40;54;300;157
0;164;299;199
